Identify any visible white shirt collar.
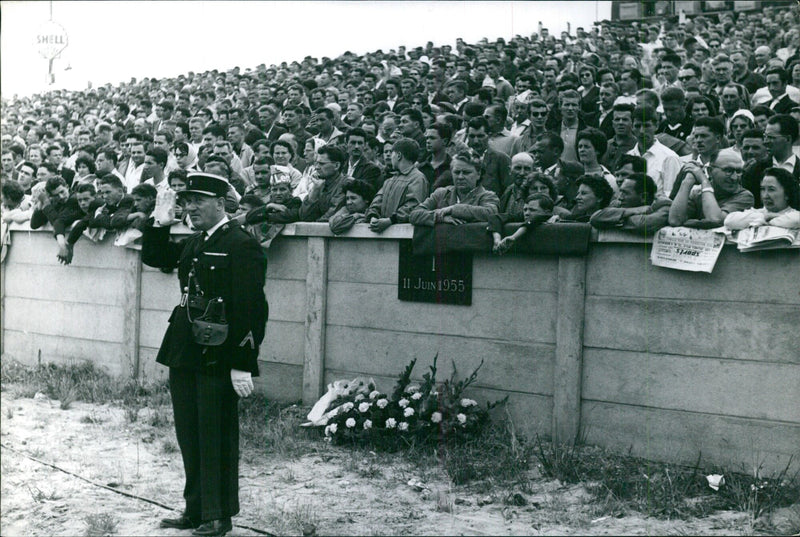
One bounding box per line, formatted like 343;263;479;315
205;215;229;239
773;153;797;169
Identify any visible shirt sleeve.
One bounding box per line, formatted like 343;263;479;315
409;188;446;227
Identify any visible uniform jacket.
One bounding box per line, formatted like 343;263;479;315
141;222;267;376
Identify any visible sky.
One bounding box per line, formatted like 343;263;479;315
1;1;611;98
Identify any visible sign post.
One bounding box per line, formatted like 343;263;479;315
34;19;69;85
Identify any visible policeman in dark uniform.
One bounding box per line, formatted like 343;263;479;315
141;173;267;537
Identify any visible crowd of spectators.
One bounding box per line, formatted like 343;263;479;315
3;3;800;265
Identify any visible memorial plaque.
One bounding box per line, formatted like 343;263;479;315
397;240;472;305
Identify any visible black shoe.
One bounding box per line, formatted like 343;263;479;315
160;513;197;529
192;518;232;537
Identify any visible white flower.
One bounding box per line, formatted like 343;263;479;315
460;398;477;407
369;390;381;399
398;398;409;408
363;419;372;430
404;384;420;393
328;407;339;417
404;407;415;417
377;398;388;409
411;392;422;400
706;474;725;491
345;418;356;428
385;418;397;429
354;394;365;402
358;402;371;413
327;423;338;435
457;413;467;425
431;412;442;423
398;422;409;431
341;402;354;412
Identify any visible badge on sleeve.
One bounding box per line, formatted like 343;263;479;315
239;331;256;349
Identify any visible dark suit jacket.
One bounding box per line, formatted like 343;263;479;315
30;196;83;237
770;94;796;115
141;221;267;376
264;123;288;142
480;148;512;195
351;159;384;191
741;158;771;208
598;110;615;140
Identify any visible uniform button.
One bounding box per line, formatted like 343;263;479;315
193;258;198;262
210;266;215;270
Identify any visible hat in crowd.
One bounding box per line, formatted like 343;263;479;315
514;89;535;105
177;172;230;199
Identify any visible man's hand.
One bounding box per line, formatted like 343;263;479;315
368;217;392;233
58;243;74;266
153;189;176;226
494;236;515;255
231;369;253;398
56;241;71;265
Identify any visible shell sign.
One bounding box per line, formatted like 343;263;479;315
35;20;69;60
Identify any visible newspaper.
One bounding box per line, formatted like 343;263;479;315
734;226;800;252
650;226;726;273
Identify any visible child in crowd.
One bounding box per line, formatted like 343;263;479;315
235;174;302;248
127;183;158;231
329;179;376;235
241;172;302;226
238;194;269;244
490;193;554;255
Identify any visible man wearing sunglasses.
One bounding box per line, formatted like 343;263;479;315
517;99;549;153
669;152;754;229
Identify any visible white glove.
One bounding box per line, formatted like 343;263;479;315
153;189;177;226
231;369;253;398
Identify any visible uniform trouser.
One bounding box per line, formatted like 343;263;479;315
169;368;240;522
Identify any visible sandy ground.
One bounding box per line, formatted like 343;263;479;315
0;391;782;536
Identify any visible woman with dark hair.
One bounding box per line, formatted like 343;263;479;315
724;168;800;229
74;155;97;179
329;179;377;235
688;95;716;121
576;128;617;193
550;174;615;223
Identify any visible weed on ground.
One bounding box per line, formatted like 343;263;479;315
83;513;119;536
534;439;800;525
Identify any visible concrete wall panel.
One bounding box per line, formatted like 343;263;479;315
583;348;800;422
584;297;800;363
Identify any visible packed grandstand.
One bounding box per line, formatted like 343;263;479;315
2;1;799;262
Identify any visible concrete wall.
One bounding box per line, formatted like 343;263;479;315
2;224;798;473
